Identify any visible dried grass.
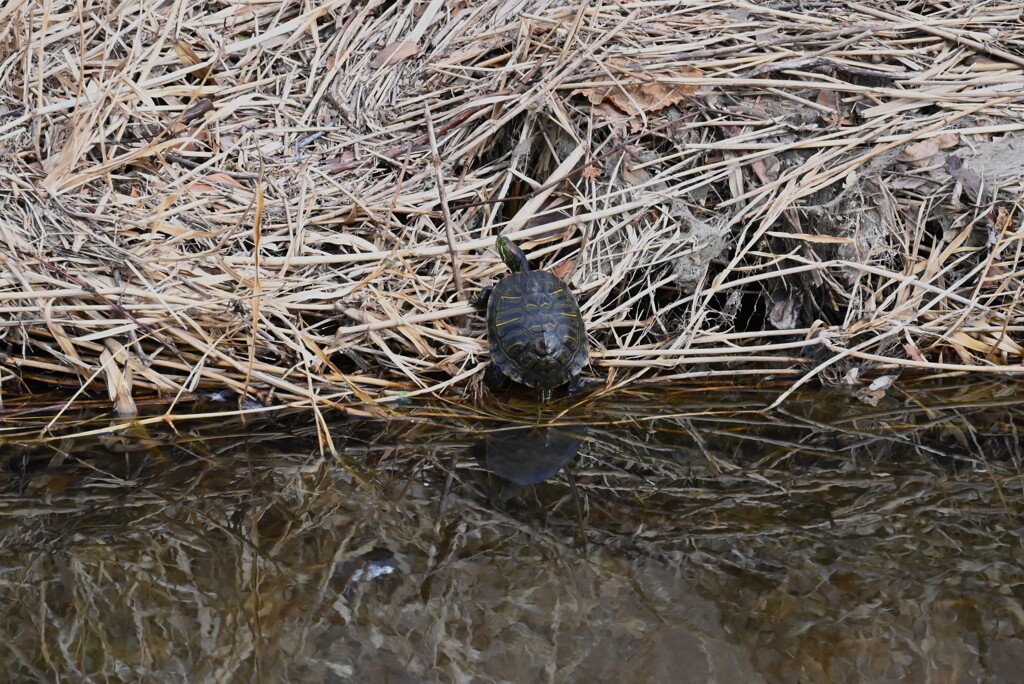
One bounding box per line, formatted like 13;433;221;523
2;1;1024;412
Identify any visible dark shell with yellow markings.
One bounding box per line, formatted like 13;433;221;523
487;269;588;390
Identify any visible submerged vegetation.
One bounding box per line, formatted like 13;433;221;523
2;2;1024;410
1;381;1022;680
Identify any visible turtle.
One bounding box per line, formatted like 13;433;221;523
473;235;588;401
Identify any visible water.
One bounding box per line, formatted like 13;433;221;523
1;380;1022;682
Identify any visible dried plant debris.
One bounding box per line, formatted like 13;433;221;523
2;1;1024;410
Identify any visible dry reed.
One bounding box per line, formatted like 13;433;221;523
2;1;1024;413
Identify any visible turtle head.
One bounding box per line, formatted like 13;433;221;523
496;235;530;273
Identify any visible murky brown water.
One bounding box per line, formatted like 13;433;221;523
1;380;1023;682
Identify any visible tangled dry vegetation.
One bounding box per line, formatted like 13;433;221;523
2;1;1024;412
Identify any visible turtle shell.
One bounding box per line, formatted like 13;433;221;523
486;269;588;389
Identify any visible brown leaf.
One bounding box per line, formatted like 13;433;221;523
583;61;702;118
324;150;366;174
550;259;575;280
984;262;1009;282
27;474;78;494
816;89;840;126
898;139;940;166
590;100;630;130
935;132;960;149
523;199;573;240
581;163;602;180
855;375;897;406
903;343;927;362
993;205;1013;231
185;181;217;195
621;161;645;185
816;89;838;109
945;155;985;203
855;388;886;407
370;41;419;69
751;155;780;184
204;172;247;189
889;175;930;191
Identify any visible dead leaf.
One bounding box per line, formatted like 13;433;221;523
370;41;419;69
984;262;1009;282
581;163;602;180
903;343;927;362
621;161;645;185
855;374;897;406
898;139;940;166
816;89;840;126
855;388;886;406
551;259;575;280
325;151;367;174
26;473;79;494
889;175;930;191
768;289;802;330
935;133;960;149
173;40;202;67
590;100;630;131
993;205;1013;231
815;89;838;108
204;172;248;189
949;329;1024;356
582;60;702;118
945;155;985;203
870;375;897;391
185;181;218;195
751;155;780;184
523;199;573;240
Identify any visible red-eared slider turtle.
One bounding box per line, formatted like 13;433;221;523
474;236;588;401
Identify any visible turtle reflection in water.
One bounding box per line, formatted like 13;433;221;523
480;424;588;487
473;235;589;401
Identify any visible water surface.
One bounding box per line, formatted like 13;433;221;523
1;381;1022;682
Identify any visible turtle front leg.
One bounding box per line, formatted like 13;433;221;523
471;286;492;309
484;362;510;390
568;373;603;395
